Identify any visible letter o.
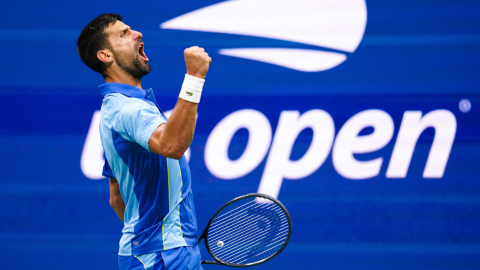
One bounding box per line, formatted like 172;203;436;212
205;109;272;179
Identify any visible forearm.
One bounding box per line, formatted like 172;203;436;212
110;199;125;223
158;98;198;158
109;178;125;222
148;46;210;159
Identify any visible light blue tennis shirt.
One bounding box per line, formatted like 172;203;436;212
98;83;199;256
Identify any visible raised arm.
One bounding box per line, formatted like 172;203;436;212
148;46;211;159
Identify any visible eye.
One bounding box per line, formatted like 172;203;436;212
121;31;126;37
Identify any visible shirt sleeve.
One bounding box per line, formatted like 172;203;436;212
112;100;166;151
102;159;115;178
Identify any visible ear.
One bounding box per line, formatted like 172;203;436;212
97;49;114;63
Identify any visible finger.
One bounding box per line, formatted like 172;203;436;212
198;54;211;63
202;54;211;62
193;51;209;57
193;51;207;56
190;47;205;53
184;46;200;54
189;46;201;51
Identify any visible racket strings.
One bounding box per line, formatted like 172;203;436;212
213;227;289;262
210;220;288;249
241;200;285;263
210;202;266;230
209;208;288;252
210;223;289;257
207;197;289;265
208;204;282;238
238;240;285;263
218;225;285;263
209;200;280;240
212;200;257;221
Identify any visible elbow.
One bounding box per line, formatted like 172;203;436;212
109;198;114;208
157;144;187;160
168;149;185;160
162;150;184;160
109;198;116;209
109;197;122;209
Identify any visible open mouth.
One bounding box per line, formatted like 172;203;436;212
138;43;149;61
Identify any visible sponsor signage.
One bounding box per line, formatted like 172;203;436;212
82;96;468;199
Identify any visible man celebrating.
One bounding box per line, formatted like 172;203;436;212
77;13;211;270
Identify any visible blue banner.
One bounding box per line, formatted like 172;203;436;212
1;0;479;269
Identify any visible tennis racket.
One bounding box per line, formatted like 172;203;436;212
199;193;292;267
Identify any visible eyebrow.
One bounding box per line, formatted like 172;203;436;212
120;26;132;33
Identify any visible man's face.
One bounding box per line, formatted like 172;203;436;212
105;21;150;80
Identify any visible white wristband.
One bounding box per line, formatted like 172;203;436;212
179;74;205;103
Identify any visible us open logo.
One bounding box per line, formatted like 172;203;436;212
160;0;368;72
81;1;457;198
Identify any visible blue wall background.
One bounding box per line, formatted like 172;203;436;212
0;0;479;269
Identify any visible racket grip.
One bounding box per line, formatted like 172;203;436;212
201;260;221;265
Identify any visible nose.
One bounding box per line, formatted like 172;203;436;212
133;30;143;40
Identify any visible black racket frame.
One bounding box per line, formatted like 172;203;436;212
198;193;292;267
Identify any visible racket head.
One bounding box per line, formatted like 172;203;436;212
202;193;292;267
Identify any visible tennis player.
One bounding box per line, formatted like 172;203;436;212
77;13;211;270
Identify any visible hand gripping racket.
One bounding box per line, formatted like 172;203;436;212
199;193;292;267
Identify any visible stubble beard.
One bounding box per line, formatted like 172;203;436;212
114;49;151;81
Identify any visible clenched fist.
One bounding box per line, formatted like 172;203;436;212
184;46;212;79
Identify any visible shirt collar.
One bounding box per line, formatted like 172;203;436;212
98;82;162;113
98;82;148;99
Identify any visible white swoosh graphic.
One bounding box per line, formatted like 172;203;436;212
219;48;347;72
161;0;367;72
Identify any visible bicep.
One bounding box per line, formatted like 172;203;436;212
148;123;166;155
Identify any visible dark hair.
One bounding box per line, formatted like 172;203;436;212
77;13;123;74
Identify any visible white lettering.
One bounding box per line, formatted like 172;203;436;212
81;110;104;180
332;109;394;179
82;107;457;184
205;109;272;179
258;110;335;198
386;110;457;178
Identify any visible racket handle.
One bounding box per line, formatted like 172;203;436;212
201;260;221;265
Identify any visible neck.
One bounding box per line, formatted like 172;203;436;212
104;67;142;89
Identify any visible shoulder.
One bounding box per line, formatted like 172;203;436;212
103;93;148;108
103;94;156;115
